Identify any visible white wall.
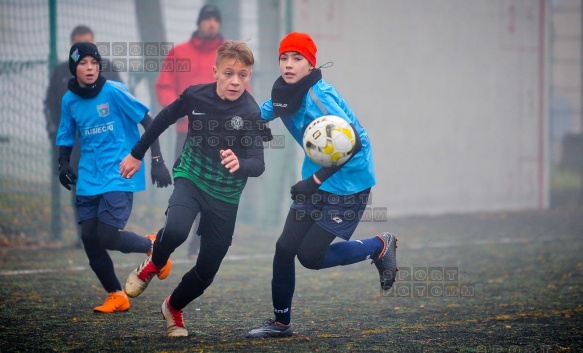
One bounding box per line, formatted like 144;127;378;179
293;0;550;216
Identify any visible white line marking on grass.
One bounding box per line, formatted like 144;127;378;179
1;234;575;277
0;254;272;276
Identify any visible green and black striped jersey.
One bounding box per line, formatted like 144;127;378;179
133;82;267;204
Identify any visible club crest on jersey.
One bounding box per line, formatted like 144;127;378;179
230;116;244;130
97;103;110;117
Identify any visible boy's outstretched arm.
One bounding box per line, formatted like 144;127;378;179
120;106;175;181
139;113;172;187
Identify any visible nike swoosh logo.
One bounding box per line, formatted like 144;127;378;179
192;110;205;115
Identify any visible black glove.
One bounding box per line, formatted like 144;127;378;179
151;157;172;188
290;176;319;202
259;121;274;142
58;162;77;190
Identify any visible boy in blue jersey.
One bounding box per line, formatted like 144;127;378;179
246;32;398;338
120;41;270;337
56;42;173;313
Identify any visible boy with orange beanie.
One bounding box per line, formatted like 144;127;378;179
246;32;398;338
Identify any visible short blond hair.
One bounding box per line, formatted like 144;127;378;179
216;40;254;67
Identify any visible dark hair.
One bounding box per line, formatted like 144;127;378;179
216;40;254;67
70;25;94;42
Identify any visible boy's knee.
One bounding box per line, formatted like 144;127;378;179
160;224;189;247
274;241;296;264
297;252;324;270
100;231;123;251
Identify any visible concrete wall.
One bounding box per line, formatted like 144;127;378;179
292;0;550;216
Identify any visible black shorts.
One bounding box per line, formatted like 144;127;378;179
168;177;239;245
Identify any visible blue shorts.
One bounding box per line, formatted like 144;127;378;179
76;191;134;229
291;188;371;240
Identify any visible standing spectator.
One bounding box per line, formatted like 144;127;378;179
44;25;122;247
155;4;224;258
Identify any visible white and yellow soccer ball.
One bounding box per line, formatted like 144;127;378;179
302;115;356;168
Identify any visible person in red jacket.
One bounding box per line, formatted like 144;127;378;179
155;4;224;258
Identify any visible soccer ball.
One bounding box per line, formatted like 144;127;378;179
302;115;356;167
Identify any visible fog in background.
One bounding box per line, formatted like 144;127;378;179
0;0;581;241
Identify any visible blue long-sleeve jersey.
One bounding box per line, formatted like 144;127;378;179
261;78;375;195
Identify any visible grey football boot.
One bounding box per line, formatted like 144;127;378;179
372;232;398;290
246;318;293;338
